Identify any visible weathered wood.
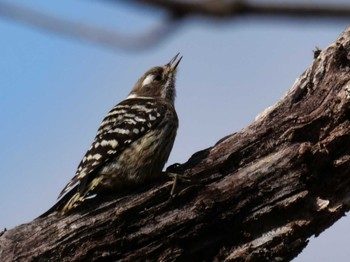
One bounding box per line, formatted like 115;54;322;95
2;27;350;262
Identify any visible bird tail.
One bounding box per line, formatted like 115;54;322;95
36;186;83;218
59;192;85;215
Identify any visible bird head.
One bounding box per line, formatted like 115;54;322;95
128;53;182;104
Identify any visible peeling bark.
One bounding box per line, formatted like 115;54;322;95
2;27;350;262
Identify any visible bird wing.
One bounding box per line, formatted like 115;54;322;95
57;98;168;199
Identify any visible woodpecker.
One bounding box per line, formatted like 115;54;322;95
43;54;182;216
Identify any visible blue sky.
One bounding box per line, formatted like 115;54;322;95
1;1;349;260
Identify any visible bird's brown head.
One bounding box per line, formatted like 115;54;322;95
128;53;182;103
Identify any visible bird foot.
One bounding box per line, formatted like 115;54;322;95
167;172;191;197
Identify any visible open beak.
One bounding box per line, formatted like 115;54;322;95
167;53;183;71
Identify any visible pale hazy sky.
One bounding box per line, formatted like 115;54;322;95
1;1;349;261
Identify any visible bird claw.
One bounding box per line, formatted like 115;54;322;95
167;172;190;196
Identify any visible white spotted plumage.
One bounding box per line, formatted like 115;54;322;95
43;53;182;216
57;98;172;199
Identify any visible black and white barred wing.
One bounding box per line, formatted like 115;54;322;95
57;98;167;199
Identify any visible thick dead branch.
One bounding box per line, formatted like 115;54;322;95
2;26;350;262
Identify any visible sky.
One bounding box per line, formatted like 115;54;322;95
0;0;349;261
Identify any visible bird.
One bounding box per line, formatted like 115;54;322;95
40;54;182;216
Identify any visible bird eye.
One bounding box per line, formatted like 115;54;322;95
154;75;162;81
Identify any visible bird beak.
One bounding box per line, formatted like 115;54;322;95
167;53;183;71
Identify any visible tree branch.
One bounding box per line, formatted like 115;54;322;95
1;1;349;52
127;0;350;19
0;1;180;51
2;24;350;262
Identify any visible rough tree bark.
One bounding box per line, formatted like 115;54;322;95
2;27;350;262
